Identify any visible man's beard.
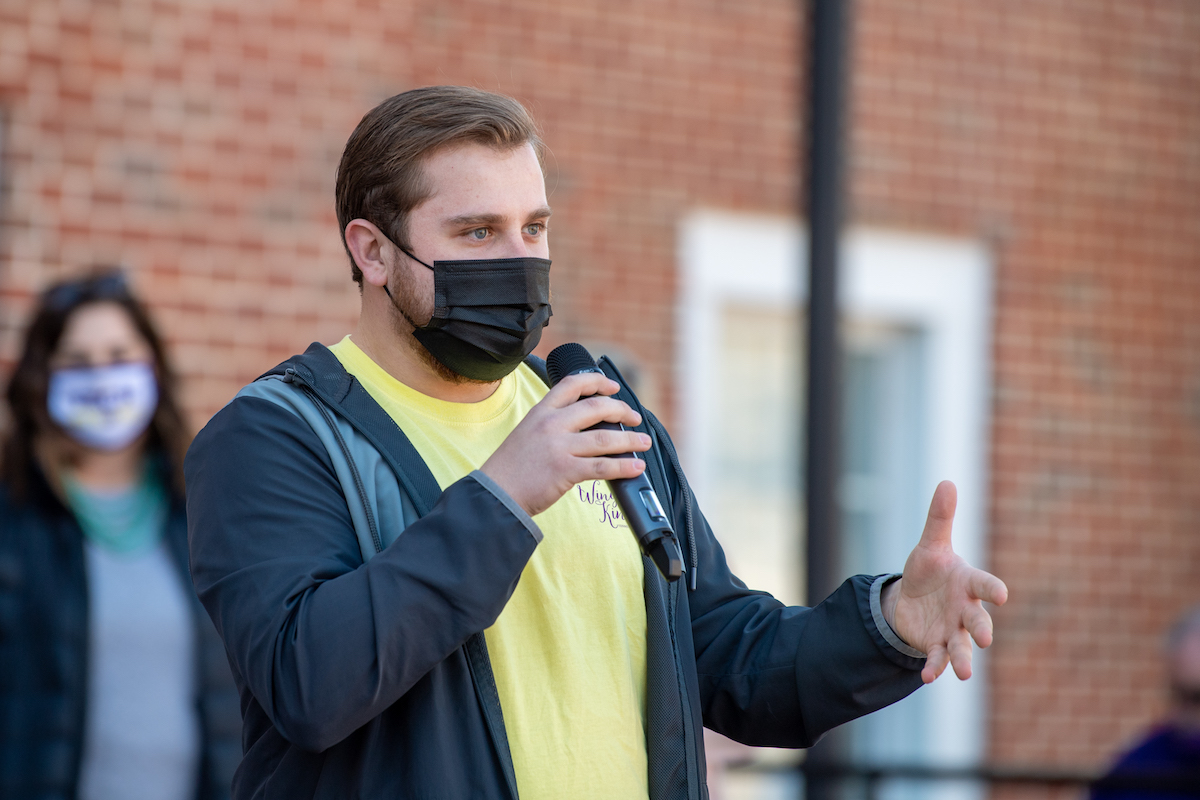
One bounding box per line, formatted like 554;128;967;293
386;257;491;387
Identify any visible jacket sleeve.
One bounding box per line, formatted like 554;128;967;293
185;396;540;752
663;442;926;747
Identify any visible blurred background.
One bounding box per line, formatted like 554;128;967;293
0;0;1196;798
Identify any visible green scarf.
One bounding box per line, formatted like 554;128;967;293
63;464;168;555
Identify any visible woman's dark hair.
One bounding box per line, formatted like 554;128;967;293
1;268;190;499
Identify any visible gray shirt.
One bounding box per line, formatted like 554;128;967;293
77;538;199;800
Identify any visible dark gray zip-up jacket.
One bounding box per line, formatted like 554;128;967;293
185;343;926;799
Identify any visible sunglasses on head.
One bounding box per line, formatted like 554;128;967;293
43;271;131;313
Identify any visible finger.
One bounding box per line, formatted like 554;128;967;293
962;601;994;649
948;628;974;681
562;395;642;430
543;373;621;408
917;480;957;550
577;455;647;482
968;569;1009;607
922;644;949;684
574;429;652;458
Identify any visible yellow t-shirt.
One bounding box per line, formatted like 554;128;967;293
329;337;650;800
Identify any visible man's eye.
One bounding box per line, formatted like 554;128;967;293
524;223;545;236
468;228;489;240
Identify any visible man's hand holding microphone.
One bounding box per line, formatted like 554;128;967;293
480;343;684;581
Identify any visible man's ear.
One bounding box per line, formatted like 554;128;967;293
345;220;393;289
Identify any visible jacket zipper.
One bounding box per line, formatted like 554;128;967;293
646;413;698;592
641;412;703;798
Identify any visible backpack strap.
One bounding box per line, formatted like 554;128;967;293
283;343;444;516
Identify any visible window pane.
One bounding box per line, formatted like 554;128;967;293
713;302;804;606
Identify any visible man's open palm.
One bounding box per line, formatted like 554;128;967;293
888;481;1009;684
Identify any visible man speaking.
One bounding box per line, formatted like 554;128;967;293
185;85;1007;799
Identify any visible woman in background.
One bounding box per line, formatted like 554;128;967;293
0;270;239;800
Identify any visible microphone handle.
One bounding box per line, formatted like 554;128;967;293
588;419;684;582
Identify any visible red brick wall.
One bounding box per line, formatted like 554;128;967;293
405;0;804;431
0;0;414;418
0;0;803;432
1;0;1197;785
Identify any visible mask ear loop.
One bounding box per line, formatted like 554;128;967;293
400;248;435;270
383;247;435;299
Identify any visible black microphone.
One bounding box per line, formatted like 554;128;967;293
546;343;684;582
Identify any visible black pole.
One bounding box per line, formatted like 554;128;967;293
803;0;851;797
805;0;849;610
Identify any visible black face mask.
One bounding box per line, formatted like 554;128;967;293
392;250;553;382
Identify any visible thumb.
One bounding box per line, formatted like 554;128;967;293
918;480;957;549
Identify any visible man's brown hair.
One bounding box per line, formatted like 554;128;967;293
335;85;544;285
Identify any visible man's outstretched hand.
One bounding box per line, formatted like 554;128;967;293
882;481;1008;684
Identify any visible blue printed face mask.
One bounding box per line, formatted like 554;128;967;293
47;362;158;451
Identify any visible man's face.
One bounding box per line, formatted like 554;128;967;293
388;141;550;328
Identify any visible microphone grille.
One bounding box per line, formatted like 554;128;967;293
546;342;598;386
